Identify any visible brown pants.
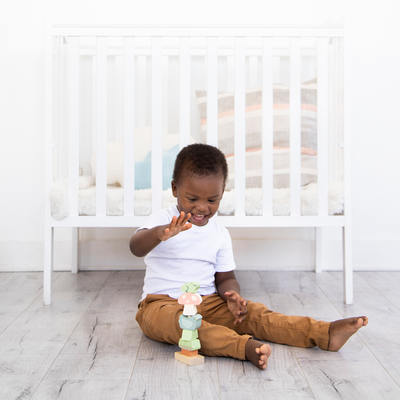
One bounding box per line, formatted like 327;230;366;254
136;293;330;360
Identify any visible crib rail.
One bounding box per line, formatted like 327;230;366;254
45;24;353;306
46;24;346;227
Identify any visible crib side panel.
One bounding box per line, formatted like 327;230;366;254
123;37;135;216
49;26;345;225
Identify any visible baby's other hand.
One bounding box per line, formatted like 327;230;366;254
159;212;192;241
225;290;248;325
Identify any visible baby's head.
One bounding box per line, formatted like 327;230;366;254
172;143;228;186
171;144;228;226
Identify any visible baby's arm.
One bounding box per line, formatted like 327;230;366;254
215;271;248;325
130;211;192;257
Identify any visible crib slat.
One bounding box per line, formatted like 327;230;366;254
137;56;147;127
262;37;273;216
96;36;107;216
234;37;246;216
317;37;329;216
179;37;191;149
60;39;69;181
249;56;258;87
67;36;79;217
343;34;353;304
54;37;62;181
151;37;163;213
115;55;124;141
289;37;301;216
123;36;135;216
206;37;218;147
163;56;169;135
227;56;234;91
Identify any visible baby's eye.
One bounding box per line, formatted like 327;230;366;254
187;198;197;202
208;200;216;203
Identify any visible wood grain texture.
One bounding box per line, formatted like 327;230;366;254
0;272;110;400
357;271;400;311
235;270;274;308
259;271;340;321
35;271;144;399
218;343;315;400
126;335;220;400
1;271;400;400
309;271;400;390
0;272;59;334
0;272;12;283
31;378;129;400
223;271;315;399
175;351;205;365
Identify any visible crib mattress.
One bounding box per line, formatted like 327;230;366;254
50;180;344;220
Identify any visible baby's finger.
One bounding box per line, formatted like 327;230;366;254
169;215;178;230
177;211;190;227
234;314;246;325
182;212;192;225
181;222;192;231
175;211;185;225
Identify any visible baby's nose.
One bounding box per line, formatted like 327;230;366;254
195;202;208;212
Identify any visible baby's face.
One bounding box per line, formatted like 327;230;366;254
172;174;224;226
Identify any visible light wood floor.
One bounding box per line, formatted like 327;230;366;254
1;270;400;400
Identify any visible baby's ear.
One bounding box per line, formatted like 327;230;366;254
171;180;178;197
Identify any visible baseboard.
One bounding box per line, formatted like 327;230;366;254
1;239;399;272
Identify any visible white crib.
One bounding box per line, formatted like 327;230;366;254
44;24;353;305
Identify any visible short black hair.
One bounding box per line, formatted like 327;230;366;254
172;143;228;186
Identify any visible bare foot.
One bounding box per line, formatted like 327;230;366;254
245;339;272;370
328;316;368;351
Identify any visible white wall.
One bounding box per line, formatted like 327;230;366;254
1;0;399;272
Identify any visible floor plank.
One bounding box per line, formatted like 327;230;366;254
0;272;13;284
259;271;340;321
220;271;315;399
218;343;315;400
235;270;274;308
35;271;144;399
1;271;400;400
357;271;400;312
125;335;221;400
0;272;110;400
31;378;129;400
309;271;400;394
260;271;400;399
0;272;59;334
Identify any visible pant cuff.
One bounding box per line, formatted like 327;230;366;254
319;322;331;350
238;334;252;360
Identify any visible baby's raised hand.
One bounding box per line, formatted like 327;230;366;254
159;212;192;241
225;290;248;325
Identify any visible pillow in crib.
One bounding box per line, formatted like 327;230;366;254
225;147;317;191
90;130;188;190
195;78;317;188
195;78;317;152
135;144;179;190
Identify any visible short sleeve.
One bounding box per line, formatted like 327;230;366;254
135;207;178;233
214;227;236;272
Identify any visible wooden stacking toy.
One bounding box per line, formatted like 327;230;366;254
174;281;205;365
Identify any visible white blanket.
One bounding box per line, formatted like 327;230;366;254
50;177;344;220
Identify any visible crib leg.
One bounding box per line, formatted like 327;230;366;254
342;225;353;304
71;227;79;273
315;227;322;273
43;225;54;306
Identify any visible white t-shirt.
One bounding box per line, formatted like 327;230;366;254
137;206;236;300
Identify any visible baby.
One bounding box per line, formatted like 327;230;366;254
130;143;368;369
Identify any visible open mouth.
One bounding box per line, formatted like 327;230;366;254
190;214;208;224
